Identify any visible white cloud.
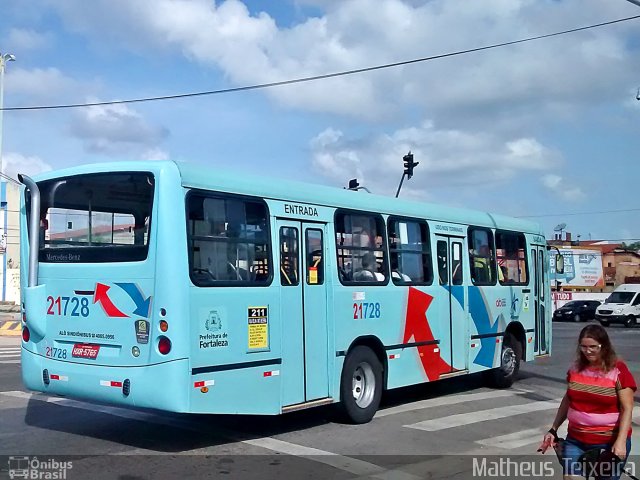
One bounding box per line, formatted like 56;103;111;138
541;173;585;201
6;67;80;100
69;103;169;156
7;28;52;51
311;121;560;196
3;152;53;180
45;0;640;124
141;148;170;161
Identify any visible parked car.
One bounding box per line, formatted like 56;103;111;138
553;300;601;322
596;284;640;327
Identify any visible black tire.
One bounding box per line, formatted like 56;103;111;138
489;333;522;389
624;316;635;328
339;346;383;424
573;314;582;323
600;320;610;327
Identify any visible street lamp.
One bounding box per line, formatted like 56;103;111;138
0;52;16;177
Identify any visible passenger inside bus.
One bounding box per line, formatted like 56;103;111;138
499;265;513;284
473;245;493;284
355;252;384;281
391;256;411;282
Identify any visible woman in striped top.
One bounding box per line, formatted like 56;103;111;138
539;324;636;480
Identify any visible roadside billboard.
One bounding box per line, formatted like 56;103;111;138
549;247;604;288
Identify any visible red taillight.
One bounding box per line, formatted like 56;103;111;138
22;326;31;343
158;336;171;355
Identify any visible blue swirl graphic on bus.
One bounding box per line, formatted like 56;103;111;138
468;286;498;367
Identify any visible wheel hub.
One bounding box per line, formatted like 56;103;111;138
352;362;375;408
500;347;516;376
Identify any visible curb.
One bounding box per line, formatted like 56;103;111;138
0;321;21;336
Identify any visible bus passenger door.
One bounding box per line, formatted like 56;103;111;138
531;246;548;355
277;220;329;407
435;235;467;373
301;224;329;401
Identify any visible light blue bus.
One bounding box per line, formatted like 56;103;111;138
19;161;552;423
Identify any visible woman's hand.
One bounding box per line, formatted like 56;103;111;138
611;439;627;459
537;432;557;454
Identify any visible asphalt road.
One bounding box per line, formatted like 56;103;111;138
0;321;639;480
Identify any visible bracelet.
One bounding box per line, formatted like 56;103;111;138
548;428;558;439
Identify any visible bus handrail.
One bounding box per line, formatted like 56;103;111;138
18;174;40;287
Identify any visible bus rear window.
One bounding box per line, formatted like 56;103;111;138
33;172;154;263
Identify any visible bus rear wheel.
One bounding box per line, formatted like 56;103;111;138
488;333;521;389
339;346;382;424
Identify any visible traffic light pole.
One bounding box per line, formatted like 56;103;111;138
395;172;406;198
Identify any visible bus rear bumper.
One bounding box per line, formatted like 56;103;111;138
21;348;190;412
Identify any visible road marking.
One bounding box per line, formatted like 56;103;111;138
476;426;546;449
473;408;640;451
0;352;20;357
375;388;533;418
0;390;420;479
244;438;420;480
476;423;570;450
0;360;20;364
0;322;21;336
404;399;561;432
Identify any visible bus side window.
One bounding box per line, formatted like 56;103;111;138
280;227;299;286
468;227;496;286
306;229;324;285
335;211;388;285
451;241;463;285
387;217;432;285
496;230;528;285
437;240;448;285
188;194;271;286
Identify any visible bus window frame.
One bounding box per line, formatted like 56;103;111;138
495;229;529;286
334;208;389;286
185;189;273;288
387;215;433;286
279;226;300;287
30;171;155;264
467;226;497;286
305;228;325;285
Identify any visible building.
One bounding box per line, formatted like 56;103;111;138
600;246;640;287
548;232;640;293
1;179;21;304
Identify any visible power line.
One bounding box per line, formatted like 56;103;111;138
555;238;640;243
2;14;639;112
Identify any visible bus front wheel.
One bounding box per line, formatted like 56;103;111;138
339;346;382;424
488;333;521;389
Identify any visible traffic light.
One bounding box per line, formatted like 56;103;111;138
403;152;418;179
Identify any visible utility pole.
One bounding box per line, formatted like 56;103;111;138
0;52;15;177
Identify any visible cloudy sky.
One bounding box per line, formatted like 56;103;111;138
2;0;640;242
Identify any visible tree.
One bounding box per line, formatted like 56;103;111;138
621;241;640;251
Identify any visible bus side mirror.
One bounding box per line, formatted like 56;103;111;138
555;254;564;275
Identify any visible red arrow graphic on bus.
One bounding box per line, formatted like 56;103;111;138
403;287;450;381
94;283;129;318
